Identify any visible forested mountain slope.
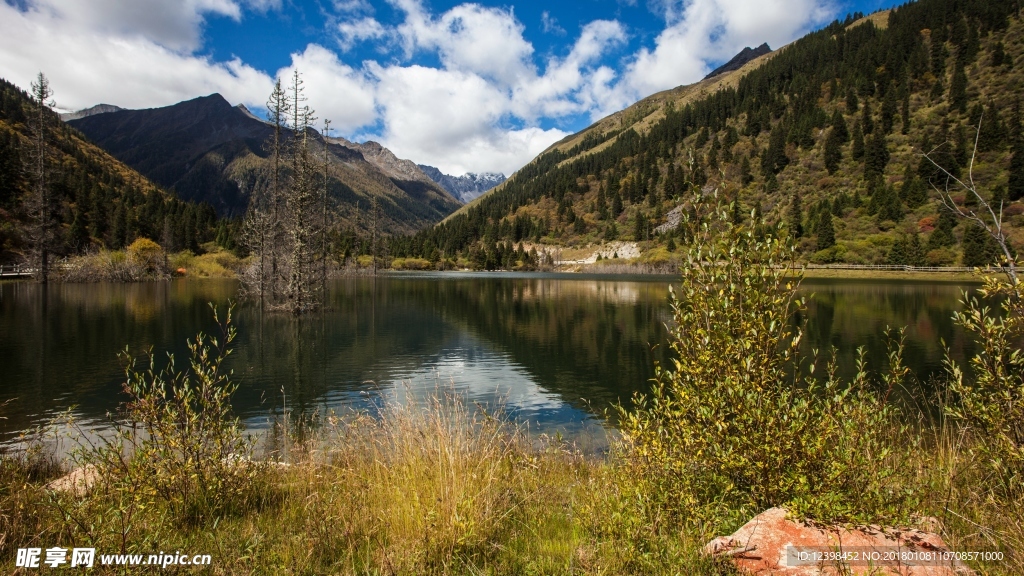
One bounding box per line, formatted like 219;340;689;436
0;78;222;264
396;0;1024;269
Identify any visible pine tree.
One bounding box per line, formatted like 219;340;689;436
991;42;1006;67
901;88;911;135
846;87;859;115
1008;139;1024;201
888;236;908;265
824;126;843;175
865;130;890;179
788;189;803;238
852;120;865;161
961;222;1001;266
881;87;897;133
949;59;968;113
740;156;753;186
861;100;874;134
831;109;849;142
762;123;789;175
815;212;835;251
927;208;956;250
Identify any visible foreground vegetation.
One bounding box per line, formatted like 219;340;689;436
1;200;1021;575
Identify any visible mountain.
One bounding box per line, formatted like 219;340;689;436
393;0;1024;270
417;165;506;203
59;104;124;122
0;77;224;263
704;43;772;80
68;94;461;235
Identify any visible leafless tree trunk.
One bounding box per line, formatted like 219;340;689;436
27;72;56;284
920;116;1018;285
320;119;331;301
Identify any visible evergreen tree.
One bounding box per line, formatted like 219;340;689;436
901;88;911;135
846;87;859;115
907;233;925;266
1009;139;1024;201
824;127;843;175
900;166;928;208
865;130;890;179
927;209;957;249
831;109;849;142
633;210;648;241
761;123;789;175
961;222;1001;266
740;156;754;186
991;41;1006;67
949;59;968;113
861;100;874;134
788;189;803;238
887;236;908;265
815;212;835;251
852;120;865;161
881;88;897;134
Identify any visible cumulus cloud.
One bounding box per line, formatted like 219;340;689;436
277;44;377;133
336;17;389;51
0;1;273;112
606;0;835;115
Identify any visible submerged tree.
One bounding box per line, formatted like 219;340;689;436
241;71;332;314
26;72;58;283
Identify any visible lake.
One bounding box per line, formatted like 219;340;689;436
0;273;981;445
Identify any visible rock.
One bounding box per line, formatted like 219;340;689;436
45;465;98;496
703;508;974;575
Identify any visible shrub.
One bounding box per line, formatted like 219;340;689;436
392;257;432;270
945;276;1024;507
125;237;166;275
75;304;265;523
617;195;919;531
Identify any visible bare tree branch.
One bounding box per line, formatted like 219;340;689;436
919;114;1017;285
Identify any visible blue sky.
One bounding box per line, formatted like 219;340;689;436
1;0;903;175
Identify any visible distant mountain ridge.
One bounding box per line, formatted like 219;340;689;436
68;94;461;234
703;43;772;80
59;103;123;122
417;165;506;203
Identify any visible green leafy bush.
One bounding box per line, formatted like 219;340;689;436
945;276;1024;508
77;304;265;524
617;196;920;530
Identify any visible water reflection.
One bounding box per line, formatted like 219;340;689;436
0;274;978;443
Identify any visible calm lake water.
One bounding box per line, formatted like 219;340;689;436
0;273;981;444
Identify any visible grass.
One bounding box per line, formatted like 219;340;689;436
0;394;738;575
1;390;1019;575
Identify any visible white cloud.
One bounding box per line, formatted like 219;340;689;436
541;11;565;36
26;0;242;53
242;0;283;12
0;1;273;112
366;63;568;175
393;1;535;89
276;45;377;133
609;0;834;115
336;17;389;51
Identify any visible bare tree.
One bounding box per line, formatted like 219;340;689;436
320;119;332;301
26;72;57;283
920;116;1018;284
241;71;336;314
